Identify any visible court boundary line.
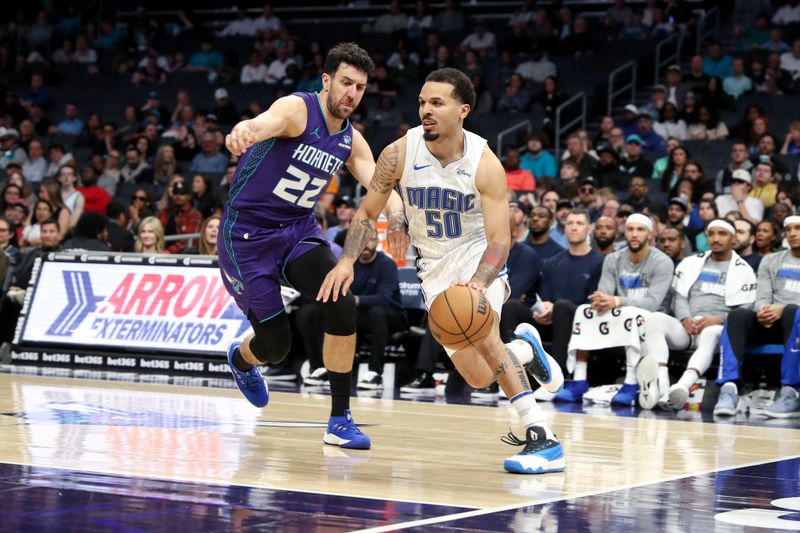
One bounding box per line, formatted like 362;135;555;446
351;453;800;533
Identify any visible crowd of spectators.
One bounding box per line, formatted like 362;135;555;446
1;2;799;409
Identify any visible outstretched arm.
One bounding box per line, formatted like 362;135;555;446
317;138;406;302
470;146;511;291
225;95;306;156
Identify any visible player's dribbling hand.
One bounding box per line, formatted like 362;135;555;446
454;281;487;295
317;261;355;303
226;127;257;156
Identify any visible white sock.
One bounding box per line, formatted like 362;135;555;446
511;391;554;439
624;348;638;384
507;339;533;366
677;369;699;390
574;361;588;382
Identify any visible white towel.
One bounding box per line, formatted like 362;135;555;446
673;251;757;307
566;305;651;373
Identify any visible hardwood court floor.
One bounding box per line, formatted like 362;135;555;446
0;373;798;512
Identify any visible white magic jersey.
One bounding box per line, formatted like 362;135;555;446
399;125;507;305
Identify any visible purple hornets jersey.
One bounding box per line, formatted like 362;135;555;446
223;92;353;227
218;92;353;321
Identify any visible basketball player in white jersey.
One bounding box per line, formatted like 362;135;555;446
319;68;565;474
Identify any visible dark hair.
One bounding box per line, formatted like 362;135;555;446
532;205;553;220
324;42;375;78
735;218;757;236
698;199;719;218
106;199;127;219
660;225;684;239
74;211;107;239
425;68;476;109
41;218;60;232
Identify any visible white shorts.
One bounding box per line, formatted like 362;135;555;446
423;277;510;357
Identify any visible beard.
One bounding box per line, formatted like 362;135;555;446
627;240;645;253
530;226;549;238
735;241;751;253
422;131;440;141
595;236;616;249
326;92;350;120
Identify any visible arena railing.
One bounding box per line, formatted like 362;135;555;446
496;120;532;158
607;60;637;117
695;6;721;55
554;92;586;160
654;32;683;86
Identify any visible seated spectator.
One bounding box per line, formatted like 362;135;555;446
0;219;62;342
620;135;653;180
216;7;256;37
187;39;224;80
659;144;690;192
192;174;218;218
497;74;531;112
737;13;770;50
618;10;649;42
652;137;680;182
520;131;557;180
623;176;652;213
647;220;756;410
762;29;791;55
639;85;667;121
504;148;536;193
265;48;297;85
526;210;604;386
158;181;203;254
636;113;667;156
538;76;568;128
372;1;408;35
687;104;729;141
62;212;110;251
73;35;98;74
189;133;228;175
327;195;356;243
132;52;167;87
685;55;710;94
703;40;734;79
563;17;599;57
753;133;788;180
723;58;753;99
714;216;800;417
135;216;166;254
49;102;83;136
772;202;793;230
128;188;155;234
22;199;56;247
254;5;281;35
716;169;764;225
524;204;563;259
549;198;573;248
750;160;778;210
460;21;496;57
780;40;800;84
0;215;21;267
76;167;111;215
694;199;719;252
188;214;220;256
120;144;153;184
241;51;267;84
781;121;800;155
658;225;686;266
57;166;85;229
515;47;556;83
654;103;687;141
38;179;71;240
5;201;29;245
407;2;433;40
716;141;754;194
21;140;47;183
664;65;689;107
105;200;135;252
733;219;762;272
755;219;782;257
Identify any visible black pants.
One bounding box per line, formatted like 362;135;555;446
296;303;407;374
414;322;445;373
723;305;799;384
499;298;575;374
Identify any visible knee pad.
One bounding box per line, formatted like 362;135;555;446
323;292;356;336
248;314;292;365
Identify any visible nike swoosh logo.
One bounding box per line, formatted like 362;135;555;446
413;164;432;171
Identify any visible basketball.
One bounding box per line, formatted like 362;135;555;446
428;285;494;350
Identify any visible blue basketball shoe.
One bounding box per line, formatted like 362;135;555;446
513;323;564;393
553;380;589;402
227;341;269;407
323;409;371;450
503;426;566;474
611;383;639;406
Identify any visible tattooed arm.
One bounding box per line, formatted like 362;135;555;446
317;138;406;302
469;145;511;291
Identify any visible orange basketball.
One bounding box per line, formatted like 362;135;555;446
428;285;494;350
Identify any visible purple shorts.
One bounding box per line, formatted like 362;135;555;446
218;214;326;321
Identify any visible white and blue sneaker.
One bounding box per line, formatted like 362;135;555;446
323;409;371;450
513;324;564;393
503;426;566;474
227;341;269;407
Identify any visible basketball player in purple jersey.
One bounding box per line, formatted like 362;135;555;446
220;43;405;449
